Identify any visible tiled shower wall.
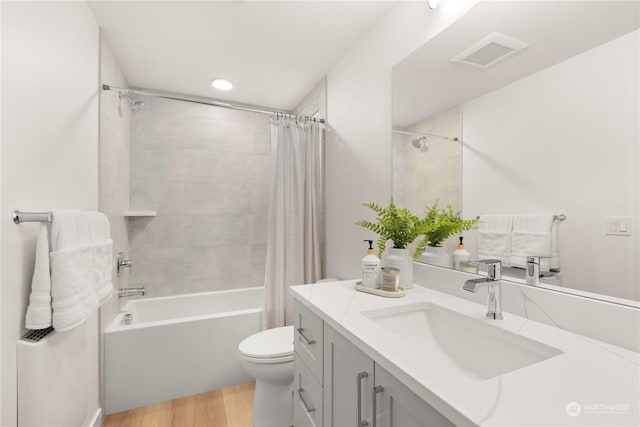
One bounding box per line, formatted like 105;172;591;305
128;96;271;296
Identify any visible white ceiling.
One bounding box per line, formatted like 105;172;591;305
89;1;396;111
393;1;640;128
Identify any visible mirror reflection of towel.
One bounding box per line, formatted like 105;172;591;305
510;215;560;271
477;215;513;266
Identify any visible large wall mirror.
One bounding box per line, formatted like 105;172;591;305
392;1;639;305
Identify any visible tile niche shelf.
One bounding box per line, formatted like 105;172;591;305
123;210;157;218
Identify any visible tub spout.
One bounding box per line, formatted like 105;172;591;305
118;287;146;297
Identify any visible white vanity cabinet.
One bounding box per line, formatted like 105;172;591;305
292;280;640;427
323;324;373;427
294;296;454;427
323;322;452;427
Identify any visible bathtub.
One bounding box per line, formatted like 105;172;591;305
105;286;263;414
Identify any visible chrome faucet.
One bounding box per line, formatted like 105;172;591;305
525;256;554;286
463;259;504;320
116;252;133;276
118;287;146;297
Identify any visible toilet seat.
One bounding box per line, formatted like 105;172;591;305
238;325;294;364
239;353;294;364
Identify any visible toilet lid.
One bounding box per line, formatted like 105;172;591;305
238;325;294;359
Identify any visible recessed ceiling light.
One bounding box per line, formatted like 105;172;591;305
427;0;442;9
212;78;233;91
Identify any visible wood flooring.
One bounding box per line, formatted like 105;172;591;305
102;381;255;427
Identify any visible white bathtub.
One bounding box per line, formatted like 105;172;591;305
105;287;263;414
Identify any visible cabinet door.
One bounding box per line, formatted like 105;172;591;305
294;356;323;427
323;324;374;427
372;364;454;427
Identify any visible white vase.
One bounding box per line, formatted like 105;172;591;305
383;248;413;289
420;245;450;268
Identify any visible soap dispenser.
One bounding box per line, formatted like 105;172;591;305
361;240;381;289
452;236;471;270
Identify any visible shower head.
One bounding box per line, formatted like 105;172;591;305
411;136;428;152
119;93;144;112
130;100;145;112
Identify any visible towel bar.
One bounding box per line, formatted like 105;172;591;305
476;214;566;221
12;210;52;224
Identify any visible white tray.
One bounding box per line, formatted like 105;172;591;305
354;283;406;298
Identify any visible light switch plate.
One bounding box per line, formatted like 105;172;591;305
606;216;632;236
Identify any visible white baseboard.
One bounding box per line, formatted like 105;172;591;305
87;408;103;427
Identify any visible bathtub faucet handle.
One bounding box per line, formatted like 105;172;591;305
116;252;133;276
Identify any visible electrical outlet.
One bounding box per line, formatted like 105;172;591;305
605;216;632;236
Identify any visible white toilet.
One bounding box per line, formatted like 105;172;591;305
238;325;294;427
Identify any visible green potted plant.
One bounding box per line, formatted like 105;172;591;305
356;200;478;285
356;200;425;289
355;200;422;258
413;201;478;267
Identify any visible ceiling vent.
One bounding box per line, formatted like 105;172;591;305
451;33;528;68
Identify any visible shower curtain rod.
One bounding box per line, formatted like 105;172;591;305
392;129;459;142
102;84;325;124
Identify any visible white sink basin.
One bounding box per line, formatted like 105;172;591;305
362;302;562;380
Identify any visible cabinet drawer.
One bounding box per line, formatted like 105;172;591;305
294;357;323;427
294;300;323;384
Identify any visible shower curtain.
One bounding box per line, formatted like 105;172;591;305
263;117;325;329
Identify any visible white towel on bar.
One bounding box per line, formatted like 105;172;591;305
25;210;114;331
25;224;53;330
510;215;560;271
477;215;513;266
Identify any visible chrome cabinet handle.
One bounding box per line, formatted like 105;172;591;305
372;385;384;427
297;387;315;413
356;372;369;427
296;327;316;345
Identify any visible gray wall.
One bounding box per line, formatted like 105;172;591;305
129;96;271;296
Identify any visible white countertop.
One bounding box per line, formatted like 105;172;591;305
291;280;640;426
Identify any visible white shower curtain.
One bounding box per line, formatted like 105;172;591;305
263;117;325;329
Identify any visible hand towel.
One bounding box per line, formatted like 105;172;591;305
49;211;113;331
510;215;560;271
548;219;560;271
25;224;53;330
477;215;513;266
